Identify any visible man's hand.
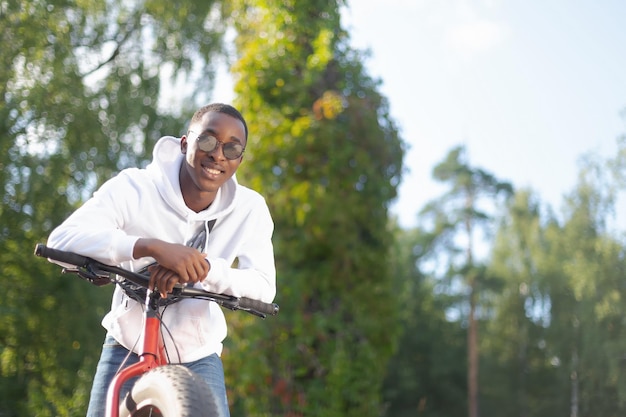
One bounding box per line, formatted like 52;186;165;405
134;239;210;297
147;264;182;298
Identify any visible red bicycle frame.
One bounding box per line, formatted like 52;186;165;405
106;291;166;417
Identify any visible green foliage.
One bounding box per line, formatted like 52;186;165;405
0;229;113;416
381;225;467;417
417;145;514;417
6;1;626;416
482;191;567;416
482;145;626;416
0;0;226;413
224;1;405;415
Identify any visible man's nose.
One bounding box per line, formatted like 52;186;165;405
208;142;225;159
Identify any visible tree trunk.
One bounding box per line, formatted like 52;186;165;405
570;348;579;417
466;189;479;417
468;280;479;417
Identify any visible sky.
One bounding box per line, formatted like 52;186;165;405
340;0;626;229
210;1;626;230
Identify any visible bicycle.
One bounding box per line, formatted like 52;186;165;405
34;243;279;417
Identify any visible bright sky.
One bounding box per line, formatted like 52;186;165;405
209;2;626;230
341;0;626;229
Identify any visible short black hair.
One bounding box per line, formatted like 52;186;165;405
190;103;248;140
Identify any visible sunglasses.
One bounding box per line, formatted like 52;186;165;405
189;131;245;160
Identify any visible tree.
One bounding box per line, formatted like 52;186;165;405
546;151;626;417
1;0;226;413
482;142;626;416
381;223;467;417
223;1;405;415
483;190;565;417
419;146;513;417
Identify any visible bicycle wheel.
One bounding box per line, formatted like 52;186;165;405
119;365;219;417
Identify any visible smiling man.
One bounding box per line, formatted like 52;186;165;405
47;103;276;417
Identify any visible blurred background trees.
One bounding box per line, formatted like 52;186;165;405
1;0;225;414
223;1;403;415
2;1;626;416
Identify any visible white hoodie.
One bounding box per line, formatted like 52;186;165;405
48;136;276;362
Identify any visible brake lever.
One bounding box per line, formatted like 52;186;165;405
62;266;112;287
243;309;267;319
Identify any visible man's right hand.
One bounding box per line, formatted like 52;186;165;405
133;239;210;296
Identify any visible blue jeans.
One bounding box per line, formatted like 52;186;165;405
86;334;230;417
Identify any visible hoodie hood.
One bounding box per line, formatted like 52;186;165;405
145;136;239;220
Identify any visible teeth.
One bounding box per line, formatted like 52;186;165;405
205;167;221;175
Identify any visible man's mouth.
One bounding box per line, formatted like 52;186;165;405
201;161;224;177
204;167;222;175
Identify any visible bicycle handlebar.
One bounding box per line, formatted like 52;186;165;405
34;243;279;317
35;243;92;268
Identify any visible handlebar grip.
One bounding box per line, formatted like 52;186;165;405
34;243;90;267
238;297;280;316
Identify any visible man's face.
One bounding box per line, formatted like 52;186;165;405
180;111;246;199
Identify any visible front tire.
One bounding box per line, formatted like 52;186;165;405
119;365;219;417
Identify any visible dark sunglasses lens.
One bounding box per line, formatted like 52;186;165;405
197;135;218;153
223;143;244;160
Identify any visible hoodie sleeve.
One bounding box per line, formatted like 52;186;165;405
47;170;143;266
202;194;277;303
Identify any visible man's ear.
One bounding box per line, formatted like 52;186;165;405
180;135;188;154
